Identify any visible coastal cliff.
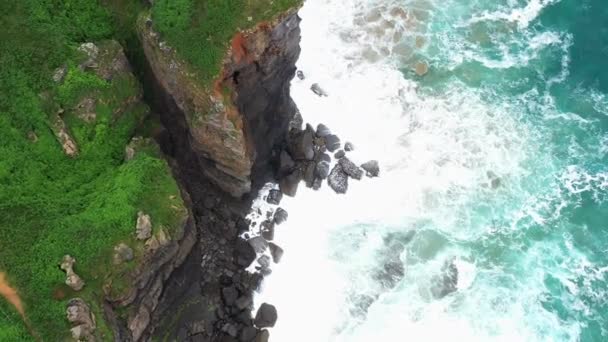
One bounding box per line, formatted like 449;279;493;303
0;1;302;341
138;8;301;197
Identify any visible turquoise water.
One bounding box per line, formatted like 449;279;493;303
257;1;608;341
417;1;608;339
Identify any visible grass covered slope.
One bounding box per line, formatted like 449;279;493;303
151;0;303;83
0;1;184;340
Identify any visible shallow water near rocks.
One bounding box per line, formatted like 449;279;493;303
256;0;608;341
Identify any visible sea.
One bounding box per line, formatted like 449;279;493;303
254;0;608;341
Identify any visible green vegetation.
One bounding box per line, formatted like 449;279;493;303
0;0;302;340
152;0;302;83
0;1;184;341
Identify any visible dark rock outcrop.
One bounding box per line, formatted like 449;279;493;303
339;157;364;180
254;303;278;328
139;9;302;197
328;164;349;194
273;208;288;225
361;160;380;177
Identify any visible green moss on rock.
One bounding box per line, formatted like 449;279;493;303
151;0;303;83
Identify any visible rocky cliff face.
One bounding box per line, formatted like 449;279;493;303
106;7;304;342
138;10;301;197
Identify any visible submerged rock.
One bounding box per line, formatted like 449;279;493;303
361;160;380;177
311;83;328;97
430;259;459;299
328;164;348;194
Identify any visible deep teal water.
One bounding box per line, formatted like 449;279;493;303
416;0;608;339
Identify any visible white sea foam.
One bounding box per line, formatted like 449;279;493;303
250;0;606;341
469;0;561;29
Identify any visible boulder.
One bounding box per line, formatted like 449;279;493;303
222;286;239;306
316;124;331;138
324;134;341;152
248;237;268;254
279;172;301;197
289;110;303;131
279;150;295;175
269;243;284;264
235;295;253;311
273;208;288;225
315;161;330;180
312;178;323;190
235;239;256;267
240;326;258;342
296;70;305;80
136;211;152;240
257;255;271;269
112;243;134;265
266;189;283;205
339;158;364;180
318;152;331;164
256;330;270;342
311;83;328;97
344;142;355;152
328;164;348;194
261;221;275;241
303;161;316;188
361;160;380;177
222;323;239;337
60;255;85;291
289;130;315;161
254;303;278;328
334;150;345;159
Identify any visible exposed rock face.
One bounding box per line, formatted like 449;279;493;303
113;243;134;265
105;215;197;342
139;10;301;197
136;211;152;240
66;298;96;341
60;255;85;291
